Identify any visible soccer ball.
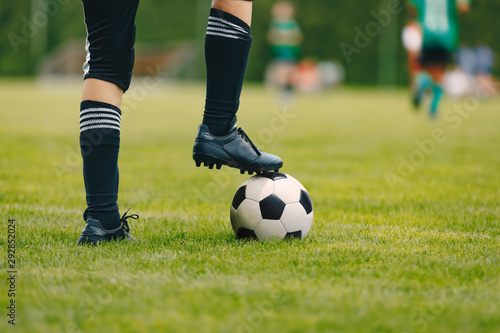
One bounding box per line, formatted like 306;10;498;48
230;172;313;241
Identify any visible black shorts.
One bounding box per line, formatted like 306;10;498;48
82;0;140;92
82;0;254;92
418;48;453;66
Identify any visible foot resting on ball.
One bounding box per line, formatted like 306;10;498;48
193;123;283;175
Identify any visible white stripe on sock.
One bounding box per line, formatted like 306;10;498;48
207;27;246;38
208;16;249;35
80;124;121;132
206;32;243;40
80;119;121;129
80;113;121;124
80;107;121;118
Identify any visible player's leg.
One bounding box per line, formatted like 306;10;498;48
193;0;283;175
82;79;123;109
424;48;451;117
412;70;432;109
416;48;450;117
426;64;446;117
202;0;253;136
78;0;139;245
212;0;253;26
412;50;433;110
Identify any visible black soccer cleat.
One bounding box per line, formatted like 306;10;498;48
193;124;283;175
77;209;138;246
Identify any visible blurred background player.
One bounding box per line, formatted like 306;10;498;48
78;0;282;245
443;42;476;97
266;1;303;101
448;41;496;97
474;41;497;94
407;0;470;117
290;59;322;93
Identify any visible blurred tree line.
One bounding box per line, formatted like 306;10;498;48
0;0;499;85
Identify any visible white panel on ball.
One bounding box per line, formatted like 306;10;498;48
237;199;262;230
245;177;274;202
273;179;301;204
254;219;287;241
302;212;314;238
240;175;256;187
280;202;307;233
285;174;306;191
230;206;240;234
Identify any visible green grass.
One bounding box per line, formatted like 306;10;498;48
1;80;499;333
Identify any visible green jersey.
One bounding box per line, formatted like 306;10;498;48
268;18;302;61
410;0;469;51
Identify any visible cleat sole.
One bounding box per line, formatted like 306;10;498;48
193;153;281;175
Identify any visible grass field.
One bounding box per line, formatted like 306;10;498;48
1;80;499;333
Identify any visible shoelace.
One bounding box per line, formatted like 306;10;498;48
237;128;261;156
120;208;139;233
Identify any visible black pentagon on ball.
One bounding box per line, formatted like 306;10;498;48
232;185;247;209
236;228;258;240
299;190;313;214
259;194;286;220
285;230;302;239
260;172;287;181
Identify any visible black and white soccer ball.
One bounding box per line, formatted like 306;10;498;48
230;172;313;241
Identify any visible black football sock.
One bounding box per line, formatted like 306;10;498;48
80;100;121;230
202;8;252;136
